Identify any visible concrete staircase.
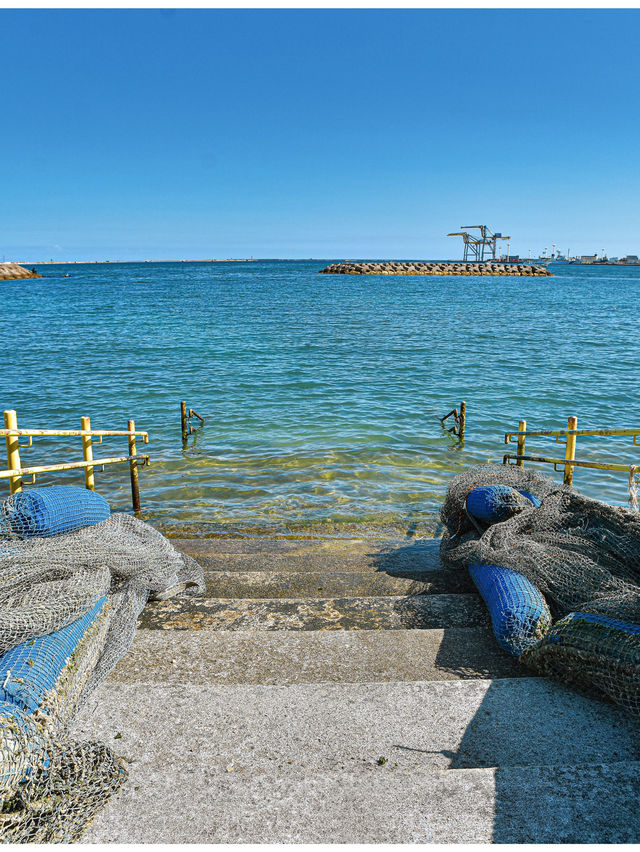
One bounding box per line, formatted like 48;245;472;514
76;537;640;843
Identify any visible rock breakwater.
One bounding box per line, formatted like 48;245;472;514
0;263;41;280
319;261;552;277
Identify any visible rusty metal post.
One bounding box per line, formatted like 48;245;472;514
516;419;526;467
458;401;466;441
181;400;189;444
128;419;141;513
564;415;578;487
81;415;95;490
4;409;23;494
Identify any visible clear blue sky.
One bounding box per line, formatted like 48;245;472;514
2;9;640;261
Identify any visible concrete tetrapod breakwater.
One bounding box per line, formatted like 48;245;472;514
0;262;41;280
319;261;552;277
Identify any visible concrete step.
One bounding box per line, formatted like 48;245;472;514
75;678;640;777
80;760;640;843
174;537;445;578
106;627;527;685
138;593;488;631
81;528;640;844
200;568;471;599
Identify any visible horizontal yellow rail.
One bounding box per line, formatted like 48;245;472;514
0;454;150;480
0;428;149;441
503;453;638;475
506;427;640;445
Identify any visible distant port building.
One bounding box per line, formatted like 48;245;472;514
577;253;639;265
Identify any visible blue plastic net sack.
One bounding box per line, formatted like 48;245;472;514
465;485;540;525
0;486;110;538
468;563;551;656
0;701;38;793
0;597;108;714
0;597;111;798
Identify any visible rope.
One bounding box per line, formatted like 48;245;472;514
628;466;639;511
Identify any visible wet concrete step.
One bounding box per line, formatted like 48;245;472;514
80;759;640;844
201;568;471;599
76;678;640;777
138;592;488;631
173;537;445;578
107;627;527;685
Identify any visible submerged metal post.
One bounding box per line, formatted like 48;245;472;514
516;419;526;467
4;409;23;494
564;415;578;486
128;418;141;513
458;401;466;441
81;415;95;490
181;400;189;444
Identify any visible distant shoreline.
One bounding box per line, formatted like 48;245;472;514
17;258;259;265
18;257;640;268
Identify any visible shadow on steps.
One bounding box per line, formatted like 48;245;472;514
375;541;640;840
447;679;640;841
368;539;475;595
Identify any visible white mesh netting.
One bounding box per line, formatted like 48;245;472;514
440;464;640;716
0;509;204;842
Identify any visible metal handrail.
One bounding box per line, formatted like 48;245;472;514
506;427;640;444
0;428;149;441
0;455;150;479
503;453;638;475
2;409;149;513
503;415;640;495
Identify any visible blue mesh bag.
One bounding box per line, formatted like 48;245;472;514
1;486;110;538
466;485;541;525
0;597;109;795
0;597;108;713
0;701;39;792
469;563;551;656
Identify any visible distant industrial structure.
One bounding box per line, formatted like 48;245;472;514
447;227;640;266
447;225;510;262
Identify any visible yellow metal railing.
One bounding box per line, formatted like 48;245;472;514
503;415;640;501
1;409;150;512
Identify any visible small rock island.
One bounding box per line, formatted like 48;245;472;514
0;263;41;280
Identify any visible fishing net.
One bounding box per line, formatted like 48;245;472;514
0;492;205;842
440;464;640;716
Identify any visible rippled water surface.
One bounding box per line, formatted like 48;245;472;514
2;260;638;535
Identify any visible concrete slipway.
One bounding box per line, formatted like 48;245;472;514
75;537;640;843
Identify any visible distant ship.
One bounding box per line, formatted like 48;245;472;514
493;256;552;266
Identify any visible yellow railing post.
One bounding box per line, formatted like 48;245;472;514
181;400;189;444
80;415;95;490
458;400;466;441
564;415;578;486
516;419;526;467
128;419;141;514
4;409;23;494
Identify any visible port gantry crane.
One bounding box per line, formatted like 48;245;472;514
447;225;510;262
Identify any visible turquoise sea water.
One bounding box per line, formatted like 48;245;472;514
2;260;638;536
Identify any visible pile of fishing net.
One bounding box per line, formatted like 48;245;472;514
441;464;640;717
0;485;204;842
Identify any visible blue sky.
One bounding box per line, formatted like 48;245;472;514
2;9;640;261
